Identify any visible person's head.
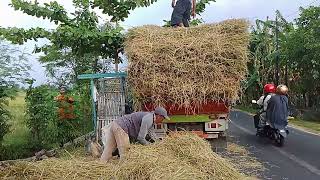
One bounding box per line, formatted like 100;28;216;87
154;106;170;124
276;84;288;95
59;86;66;94
264;84;276;94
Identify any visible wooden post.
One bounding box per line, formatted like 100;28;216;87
90;79;97;132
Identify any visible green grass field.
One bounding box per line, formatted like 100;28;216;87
289;118;320;134
234;105;256;114
2;92;33;159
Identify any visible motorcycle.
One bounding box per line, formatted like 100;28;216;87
251;100;289;147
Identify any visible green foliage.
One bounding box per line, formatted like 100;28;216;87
195;0;215;15
0;40;30;146
24;81;92;150
190;18;204;26
284;6;320;94
243;6;320;109
0;27;49;45
243;11;294;101
0;0;126;83
11;0;70;24
25;84;59;148
93;0;158;22
0;87;11;145
0;92;35;161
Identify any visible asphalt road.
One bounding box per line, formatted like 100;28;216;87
229;110;320;180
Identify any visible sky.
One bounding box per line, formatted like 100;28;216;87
0;0;318;85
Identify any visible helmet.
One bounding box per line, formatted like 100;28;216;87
264;84;276;94
277;85;288;95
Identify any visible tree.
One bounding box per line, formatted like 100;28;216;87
3;1;119;81
283;6;320;108
243;11;295;101
0;0;158;83
0;39;30;146
243;6;320;110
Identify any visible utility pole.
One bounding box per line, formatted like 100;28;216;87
275;14;280;86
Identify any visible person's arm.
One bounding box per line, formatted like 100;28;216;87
148;127;159;142
192;0;196;18
263;95;272;111
257;96;264;106
172;0;176;8
137;114;153;145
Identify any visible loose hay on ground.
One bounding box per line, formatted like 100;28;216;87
221;143;265;178
125;19;250;110
1;133;245;180
227;143;248;156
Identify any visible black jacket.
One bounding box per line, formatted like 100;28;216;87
266;95;289;129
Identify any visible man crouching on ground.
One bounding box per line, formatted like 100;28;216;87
100;107;170;162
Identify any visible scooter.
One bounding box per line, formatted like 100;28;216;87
251;100;289;147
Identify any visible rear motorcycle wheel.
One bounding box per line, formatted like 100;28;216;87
275;135;285;147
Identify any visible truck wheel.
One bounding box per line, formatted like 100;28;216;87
219;132;227;140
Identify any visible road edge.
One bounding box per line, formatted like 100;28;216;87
232;108;320;136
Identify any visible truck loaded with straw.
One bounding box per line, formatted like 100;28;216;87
0;19;251;180
125;19;250;139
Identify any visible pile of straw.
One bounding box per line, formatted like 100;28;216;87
1;133;244;180
223;143;265;177
125;19;249;109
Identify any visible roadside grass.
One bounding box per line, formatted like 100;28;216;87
2;92;33;159
234;105;256;114
235;104;320;134
289;118;320;134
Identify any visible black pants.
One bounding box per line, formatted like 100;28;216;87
171;0;192;27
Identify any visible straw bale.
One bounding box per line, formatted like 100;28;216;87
125;19;249;110
0;133;245;180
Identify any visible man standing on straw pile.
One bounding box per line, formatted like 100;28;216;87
171;0;196;27
100;107;170;162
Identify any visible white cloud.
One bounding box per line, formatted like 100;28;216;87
0;0;318;85
122;0;317;27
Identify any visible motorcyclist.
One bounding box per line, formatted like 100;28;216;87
257;84;276;129
266;85;289;129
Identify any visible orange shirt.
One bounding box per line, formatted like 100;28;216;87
55;94;75;120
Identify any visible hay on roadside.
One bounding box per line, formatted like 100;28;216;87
125;19;250;110
227;143;249;156
1;133;244;180
222;143;265;178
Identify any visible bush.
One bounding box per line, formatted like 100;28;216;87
25;84;92;150
25;85;59;149
0;84;14;146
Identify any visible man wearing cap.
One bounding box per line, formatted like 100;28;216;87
100;107;170;162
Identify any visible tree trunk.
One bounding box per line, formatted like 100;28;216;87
303;93;308;109
93;58;99;73
114;51;119;73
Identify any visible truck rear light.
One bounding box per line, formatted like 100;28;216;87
210;123;217;128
